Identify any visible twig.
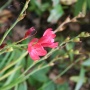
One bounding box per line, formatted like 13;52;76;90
54;12;85;33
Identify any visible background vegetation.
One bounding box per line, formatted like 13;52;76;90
0;0;90;90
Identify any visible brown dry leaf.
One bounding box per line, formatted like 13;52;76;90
49;69;66;84
12;25;26;41
0;9;13;23
54;77;66;84
49;72;66;84
49;69;58;80
69;23;80;31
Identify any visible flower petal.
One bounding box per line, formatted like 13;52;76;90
29;49;40;60
42;42;58;48
27;28;58;61
38;35;55;44
47;42;58;48
43;28;53;36
28;38;38;47
34;43;47;56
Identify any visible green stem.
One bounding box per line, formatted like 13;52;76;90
0;51;28;74
0;0;12;11
0;0;30;45
0;64;52;90
54;58;80;79
0;66;21;81
19;42;65;77
19;48;58;77
25;64;50;79
1;58;80;90
0;20;18;45
42;58;81;89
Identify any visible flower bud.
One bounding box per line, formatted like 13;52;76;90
74;50;79;55
73;37;80;42
65;37;70;42
49;63;54;66
69;49;73;53
63;54;69;58
85;33;90;37
79;32;85;37
6;47;13;52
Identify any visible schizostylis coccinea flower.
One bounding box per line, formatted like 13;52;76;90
27;28;58;60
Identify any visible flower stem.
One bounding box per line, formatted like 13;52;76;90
41;58;82;89
0;0;30;45
54;58;81;79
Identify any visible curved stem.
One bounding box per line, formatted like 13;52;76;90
0;0;30;45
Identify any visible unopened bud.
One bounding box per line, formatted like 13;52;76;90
73;37;80;42
74;50;79;55
6;47;13;52
79;32;85;37
85;33;90;37
69;49;73;53
63;54;69;58
49;63;54;66
65;37;70;42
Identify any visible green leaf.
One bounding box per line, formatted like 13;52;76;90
75;67;86;90
50;49;65;60
41;3;50;11
74;0;87;15
47;4;64;23
87;0;90;9
26;55;34;68
4;69;21;86
57;82;70;90
70;76;87;83
28;0;49;16
39;81;56;90
0;66;21;81
17;82;27;90
28;76;38;87
3;57;24;86
0;76;25;90
30;67;49;82
0;53;10;69
66;42;75;51
82;58;90;66
70;76;80;82
52;0;60;6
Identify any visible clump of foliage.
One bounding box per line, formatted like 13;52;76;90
0;0;90;90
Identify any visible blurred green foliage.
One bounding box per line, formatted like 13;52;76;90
0;0;90;90
28;0;90;23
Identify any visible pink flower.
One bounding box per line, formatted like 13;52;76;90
38;28;58;48
27;28;58;60
28;38;47;60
